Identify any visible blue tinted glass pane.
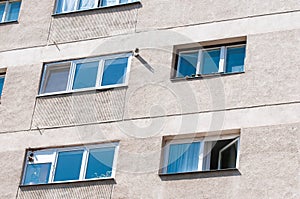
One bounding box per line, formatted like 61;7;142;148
120;0;129;3
177;52;198;77
43;66;70;94
0;77;4;96
54;150;83;182
56;0;77;13
78;0;95;10
167;142;200;173
226;46;246;73
201;49;220;75
85;147;115;179
101;57;128;86
6;2;21;22
73;61;98;90
0;4;5;22
101;0;117;7
24;163;51;185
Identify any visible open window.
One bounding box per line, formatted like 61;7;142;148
161;134;240;174
0;72;6;98
22;143;119;185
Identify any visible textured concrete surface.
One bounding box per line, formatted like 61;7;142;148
0;0;299;198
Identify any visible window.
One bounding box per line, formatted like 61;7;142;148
175;43;246;78
162;135;240;174
0;73;5;97
22;143;119;185
39;53;131;95
55;0;138;14
0;1;21;23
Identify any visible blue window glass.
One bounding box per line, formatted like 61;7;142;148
54;150;84;182
73;61;98;90
42;66;70;94
226;46;246;73
6;1;21;22
85;147;115;179
101;0;117;7
101;57;128;86
56;0;77;13
167;142;201;173
0;76;5;97
78;0;95;10
23;163;51;185
177;52;198;78
201;49;220;75
0;4;5;22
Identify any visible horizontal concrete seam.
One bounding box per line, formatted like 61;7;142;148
0;9;299;53
0;100;300;134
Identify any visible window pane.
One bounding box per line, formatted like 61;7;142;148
101;57;128;86
220;141;238;169
54;150;84;182
167;142;200;173
201;49;220;75
226;46;246;73
73;61;98;90
56;0;77;13
101;0;117;7
0;4;5;22
42;65;70;94
6;1;21;22
176;52;198;78
23;163;51;185
0;77;5;96
78;0;95;10
85;147;115;179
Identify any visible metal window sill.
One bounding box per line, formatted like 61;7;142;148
36;85;128;98
170;71;245;82
52;1;141;17
19;177;115;188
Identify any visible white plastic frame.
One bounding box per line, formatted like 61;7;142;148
0;0;21;23
39;53;132;96
22;142;119;185
162;135;240;174
176;44;246;78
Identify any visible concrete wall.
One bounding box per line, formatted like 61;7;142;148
0;0;299;198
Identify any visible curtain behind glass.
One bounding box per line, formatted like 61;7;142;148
56;0;77;13
78;0;95;10
167;142;200;173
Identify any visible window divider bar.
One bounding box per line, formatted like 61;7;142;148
97;59;105;87
218;46;226;73
197;142;204;171
196;49;202;75
2;1;9;22
79;149;89;180
67;62;76;91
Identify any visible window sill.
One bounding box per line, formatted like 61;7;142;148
0;20;18;26
159;168;241;181
170;71;245;82
19;177;115;188
52;1;141;17
37;85;128;98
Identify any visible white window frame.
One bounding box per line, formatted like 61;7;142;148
0;0;21;23
54;0;138;14
162;135;240;174
0;73;5;97
175;44;246;78
39;53;132;96
22;142;119;185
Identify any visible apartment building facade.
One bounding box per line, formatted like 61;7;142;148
0;0;299;198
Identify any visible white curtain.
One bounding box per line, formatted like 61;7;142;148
56;0;77;13
78;0;96;10
167;142;200;173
